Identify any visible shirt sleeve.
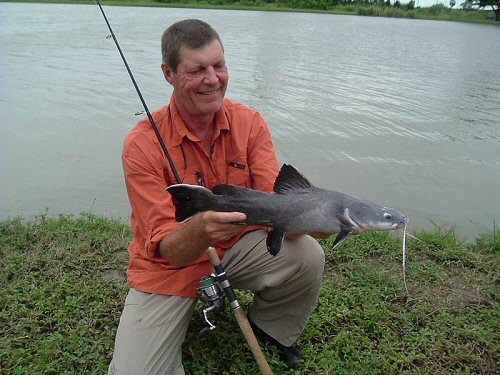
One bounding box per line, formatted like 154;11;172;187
246;112;280;192
122;134;181;259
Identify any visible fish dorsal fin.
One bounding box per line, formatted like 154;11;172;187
273;164;313;194
212;184;242;196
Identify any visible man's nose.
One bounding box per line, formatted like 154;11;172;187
203;66;218;85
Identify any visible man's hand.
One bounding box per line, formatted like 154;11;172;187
195;211;247;243
159;211;246;266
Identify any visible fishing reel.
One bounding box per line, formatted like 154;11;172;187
197;274;225;335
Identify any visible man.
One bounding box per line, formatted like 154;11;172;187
108;19;325;374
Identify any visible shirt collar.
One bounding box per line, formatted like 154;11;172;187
169;95;229;147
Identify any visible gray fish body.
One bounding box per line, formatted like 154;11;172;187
167;164;406;255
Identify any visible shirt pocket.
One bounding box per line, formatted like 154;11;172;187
226;160;251;187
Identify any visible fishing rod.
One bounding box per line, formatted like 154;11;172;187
95;2;272;373
95;0;181;184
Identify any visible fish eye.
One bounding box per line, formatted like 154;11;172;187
384;213;392;220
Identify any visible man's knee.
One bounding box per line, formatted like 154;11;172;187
283;235;325;283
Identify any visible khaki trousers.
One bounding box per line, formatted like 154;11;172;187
108;230;325;375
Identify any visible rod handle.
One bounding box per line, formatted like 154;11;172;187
206;246;222;267
234;307;273;375
206;247;273;375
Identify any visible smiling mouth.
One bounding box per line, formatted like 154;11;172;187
199;89;219;96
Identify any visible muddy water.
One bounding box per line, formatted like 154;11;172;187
1;3;499;240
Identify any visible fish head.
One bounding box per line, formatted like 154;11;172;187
343;202;406;234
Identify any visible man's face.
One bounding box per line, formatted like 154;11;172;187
163;39;228;118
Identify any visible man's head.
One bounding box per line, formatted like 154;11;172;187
161;19;228;121
161;19;223;74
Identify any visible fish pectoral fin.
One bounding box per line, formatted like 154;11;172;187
266;229;286;256
331;227;354;250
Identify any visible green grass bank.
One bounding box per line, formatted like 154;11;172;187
1;213;498;373
1;0;498;24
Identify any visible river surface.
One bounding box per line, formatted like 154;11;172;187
1;3;499;240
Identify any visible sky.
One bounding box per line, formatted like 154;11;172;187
414;0;452;7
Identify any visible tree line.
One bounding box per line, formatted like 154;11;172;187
15;0;500;20
460;0;499;20
153;0;499;20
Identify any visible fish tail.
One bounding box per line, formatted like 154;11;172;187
166;184;214;222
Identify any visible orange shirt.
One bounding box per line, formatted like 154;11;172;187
122;96;279;297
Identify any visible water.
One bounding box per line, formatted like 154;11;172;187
1;3;499;240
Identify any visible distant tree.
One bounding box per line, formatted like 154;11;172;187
406;0;415;8
450;0;456;7
428;2;446;13
461;0;500;20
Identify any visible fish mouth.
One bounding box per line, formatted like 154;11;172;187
390;218;407;230
397;217;407;227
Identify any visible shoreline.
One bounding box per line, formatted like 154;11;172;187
1;210;498;244
1;0;498;25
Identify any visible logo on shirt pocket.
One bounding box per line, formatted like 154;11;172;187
227;161;250;187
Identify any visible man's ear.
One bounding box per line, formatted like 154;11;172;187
161;63;174;85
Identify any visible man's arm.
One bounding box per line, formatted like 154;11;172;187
124;137;249;265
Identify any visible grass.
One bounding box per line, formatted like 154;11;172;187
0;213;498;373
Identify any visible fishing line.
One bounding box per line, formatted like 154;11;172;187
95;0;182;184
